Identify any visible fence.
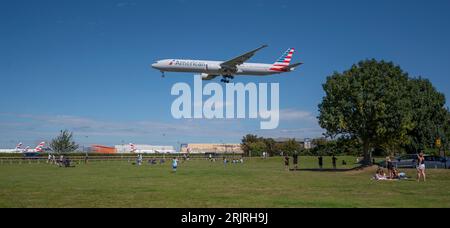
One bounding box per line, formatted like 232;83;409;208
0;154;245;165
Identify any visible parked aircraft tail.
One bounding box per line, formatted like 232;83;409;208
129;143;137;153
35;142;45;152
15;142;23;150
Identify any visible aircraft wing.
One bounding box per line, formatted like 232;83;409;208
220;45;268;69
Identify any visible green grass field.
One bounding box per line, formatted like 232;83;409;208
0;156;449;208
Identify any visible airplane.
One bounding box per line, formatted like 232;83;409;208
0;142;24;153
0;142;45;155
151;45;302;83
22;142;46;157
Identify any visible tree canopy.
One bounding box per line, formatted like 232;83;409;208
50;130;79;154
241;135;302;157
406;78;447;153
319;59;448;165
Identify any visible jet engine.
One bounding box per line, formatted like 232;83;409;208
200;73;218;81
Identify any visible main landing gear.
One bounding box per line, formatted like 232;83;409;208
220;75;234;83
161;71;165;78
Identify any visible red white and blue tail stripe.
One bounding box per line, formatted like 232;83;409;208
35;142;45;152
270;48;295;72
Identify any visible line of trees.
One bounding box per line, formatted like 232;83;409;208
241;134;302;157
318;59;450;165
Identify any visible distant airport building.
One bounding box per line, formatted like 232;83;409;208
114;144;176;154
180;143;243;154
91;145;117;154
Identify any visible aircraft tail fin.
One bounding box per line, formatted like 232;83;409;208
35;142;45;152
270;48;295;72
16;142;23;150
129;143;137;153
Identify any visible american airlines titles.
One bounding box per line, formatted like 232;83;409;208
172;60;207;68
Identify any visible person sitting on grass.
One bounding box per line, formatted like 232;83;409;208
374;168;387;180
62;156;75;168
392;168;400;179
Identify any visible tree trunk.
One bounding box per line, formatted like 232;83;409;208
362;140;372;166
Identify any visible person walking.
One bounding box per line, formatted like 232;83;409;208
318;156;323;170
284;155;290;171
293;152;299;170
172;157;179;173
332;156;337;170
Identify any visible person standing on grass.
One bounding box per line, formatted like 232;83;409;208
47;154;51;164
386;157;394;179
417;152;426;182
293;152;299;170
284;154;290;171
332;156;337;169
318;156;323;170
59;155;64;167
172;157;178;173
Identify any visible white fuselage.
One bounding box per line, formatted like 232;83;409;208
0;149;40;154
152;59;281;76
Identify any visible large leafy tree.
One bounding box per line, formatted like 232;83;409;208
50;130;79;154
318;60;414;165
443;109;450;153
406;78;447;153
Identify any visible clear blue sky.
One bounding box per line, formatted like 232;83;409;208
1;0;450;148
